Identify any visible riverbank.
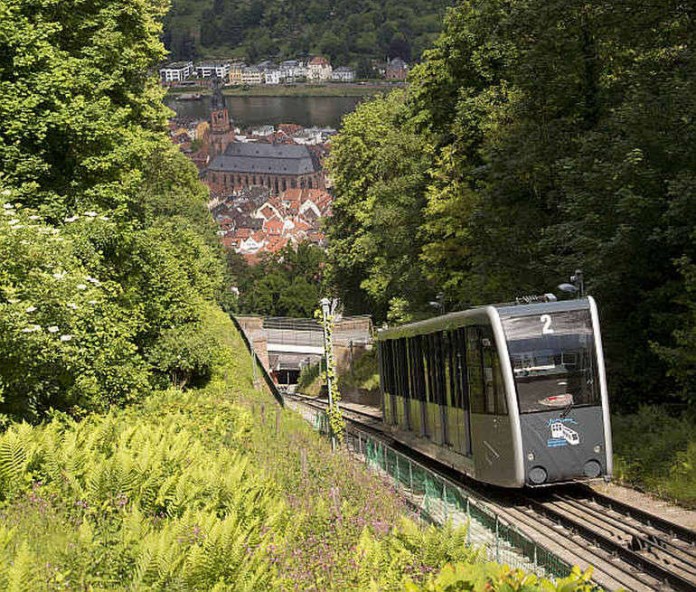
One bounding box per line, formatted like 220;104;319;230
167;82;401;99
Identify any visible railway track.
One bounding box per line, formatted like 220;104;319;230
287;393;696;591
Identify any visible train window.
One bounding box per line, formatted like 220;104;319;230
410;336;426;401
447;328;468;409
502;309;600;413
396;339;409;399
466;327;485;414
481;327;507;415
430;332;447;406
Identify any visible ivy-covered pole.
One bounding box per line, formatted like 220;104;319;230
319;298;345;450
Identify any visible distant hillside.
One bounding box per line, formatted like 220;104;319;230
164;0;453;69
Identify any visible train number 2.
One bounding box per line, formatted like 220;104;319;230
540;314;554;335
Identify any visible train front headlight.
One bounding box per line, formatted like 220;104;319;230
593;445;601;454
527;452;535;462
583;460;602;478
528;466;547;485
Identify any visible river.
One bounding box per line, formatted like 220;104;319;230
164;95;363;129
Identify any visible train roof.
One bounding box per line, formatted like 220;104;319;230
377;297;593;341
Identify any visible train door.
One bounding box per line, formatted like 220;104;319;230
468;325;517;486
440;332;452;446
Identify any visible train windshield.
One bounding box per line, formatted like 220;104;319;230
501;309;600;414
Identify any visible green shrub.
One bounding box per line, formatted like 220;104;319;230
146;324;216;389
298;361;324;396
338;347;380;393
612;405;696;506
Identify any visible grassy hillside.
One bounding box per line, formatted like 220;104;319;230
164;0;453;66
0;308;595;590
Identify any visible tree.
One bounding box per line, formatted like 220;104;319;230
326;91;433;321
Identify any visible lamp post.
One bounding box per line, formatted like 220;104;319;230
319;297;336;451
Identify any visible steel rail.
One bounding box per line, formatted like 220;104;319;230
524;495;696;591
548;494;696;574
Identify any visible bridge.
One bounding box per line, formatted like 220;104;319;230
236;315;373;385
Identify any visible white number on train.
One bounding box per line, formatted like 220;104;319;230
540;314;554;335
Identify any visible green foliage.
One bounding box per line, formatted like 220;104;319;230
328;0;696;407
315;308;346;443
612;406;696;506
0;393;283;589
166;0;452;66
230;242;326;317
327;91;434;319
297;361;323;395
338;348;381;394
0;0;229;421
403;563;594;592
0;195;149;421
147;324;216;389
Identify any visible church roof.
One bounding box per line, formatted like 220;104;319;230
208;143;320;176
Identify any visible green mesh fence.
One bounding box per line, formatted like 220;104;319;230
351;428;573;579
289;404;576;582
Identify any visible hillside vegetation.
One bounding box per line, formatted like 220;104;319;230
0;307;597;590
0;0;230;423
164;0;453;66
327;0;696;410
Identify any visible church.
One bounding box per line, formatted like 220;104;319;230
207;143;325;195
204;77;325;195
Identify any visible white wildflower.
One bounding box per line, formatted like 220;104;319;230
53;271;66;280
88;300;98;305
100;216;109;221
67;302;79;310
47;326;59;333
64;215;79;223
76;284;87;290
29;215;41;221
84;211;98;217
3;202;13;208
8;299;20;304
86;277;101;286
25;305;37;313
8;219;19;225
21;325;41;333
60;335;73;342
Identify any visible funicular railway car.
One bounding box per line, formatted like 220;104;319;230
377;297;612;488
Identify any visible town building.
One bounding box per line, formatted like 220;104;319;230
229;63;245;85
242;66;263;85
207;143;326;195
264;68;282;85
332;66;356;82
280;60;307;82
196;62;231;79
159;61;194;84
386;57;409;80
308;56;333;81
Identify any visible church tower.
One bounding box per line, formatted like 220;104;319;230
209;77;234;157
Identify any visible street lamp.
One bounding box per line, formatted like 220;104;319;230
558;269;585;299
428;292;445;315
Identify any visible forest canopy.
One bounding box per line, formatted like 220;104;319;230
164;0;453;65
327;0;696;408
